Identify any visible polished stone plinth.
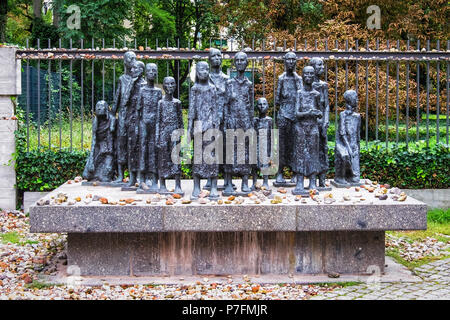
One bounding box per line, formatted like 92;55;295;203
30;180;427;276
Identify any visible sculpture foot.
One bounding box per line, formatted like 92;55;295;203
292;188;309;196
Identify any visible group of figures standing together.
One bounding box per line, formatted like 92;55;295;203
83;49;361;199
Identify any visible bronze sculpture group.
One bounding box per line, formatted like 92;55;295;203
83;50;361;198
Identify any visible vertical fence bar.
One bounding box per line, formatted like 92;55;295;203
436;40;440;144
102;39;105;100
385;40;389;149
447;40;449;146
113;39;116;99
252;38;255;107
365;40;369;148
425;40;430;147
416;40;420;141
335;40;338;128
406;40;410;149
81;39;84;150
69;38;73;152
345;39;348;91
395;40;400;144
375;38;379;141
355;39;359;97
26;39;30;152
166;38;169;77
37;38;41;149
273;40;276;122
48;39;51;149
324;39;328;83
92;38;95;114
59;38;62;150
177;38;180;100
262;40;266;97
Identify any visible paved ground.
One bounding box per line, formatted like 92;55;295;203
310;258;450;300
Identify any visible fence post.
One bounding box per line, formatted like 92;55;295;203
0;46;20;210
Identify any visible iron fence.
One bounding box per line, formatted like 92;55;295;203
15;38;450;152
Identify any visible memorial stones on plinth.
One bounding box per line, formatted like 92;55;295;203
188;61;221;200
136;63;162;194
156;77;184;196
273;52;303;188
291;66;322;196
332;90;363;188
82;101;116;186
309;58;332;191
112;51;137;186
251;97;273;193
223;52;255;197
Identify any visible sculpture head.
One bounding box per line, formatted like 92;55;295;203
302;66;315;85
95;100;108;117
145;63;158;82
234;52;248;72
283;51;297;72
163;76;176;95
309;57;324;77
343;90;358;110
209;48;222;68
132;61;145;78
124;51;136;71
256;97;269;115
195;61;210;83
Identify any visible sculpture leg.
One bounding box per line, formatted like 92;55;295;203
192;174;201;198
292;174;306;194
290;174;297;183
127;171;137;187
138;172;149;190
209;177;219;199
275;167;286;184
174;174;183;194
159;178;168;193
114;164;124;183
318;172;326;187
241;175;251;193
308;174;318;189
251;169;258;190
262;175;270;189
150;173;159;191
204;178;212;189
224;173;234;193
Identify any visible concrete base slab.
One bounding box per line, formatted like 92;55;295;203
65;231;386;276
37;256;421;287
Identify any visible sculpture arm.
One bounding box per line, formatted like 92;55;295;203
111;81;121;115
248;84;255;122
187;87;196;139
338;114;352;159
87;118;98;172
323;83;330;126
275;76;282;108
155;101;161;147
177;101;184;130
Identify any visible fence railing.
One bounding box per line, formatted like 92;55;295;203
15;38;450;153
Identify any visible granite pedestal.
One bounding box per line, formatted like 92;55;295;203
30;180;427;276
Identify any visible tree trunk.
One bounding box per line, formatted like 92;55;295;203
33;0;42;19
0;0;7;43
53;0;60;27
